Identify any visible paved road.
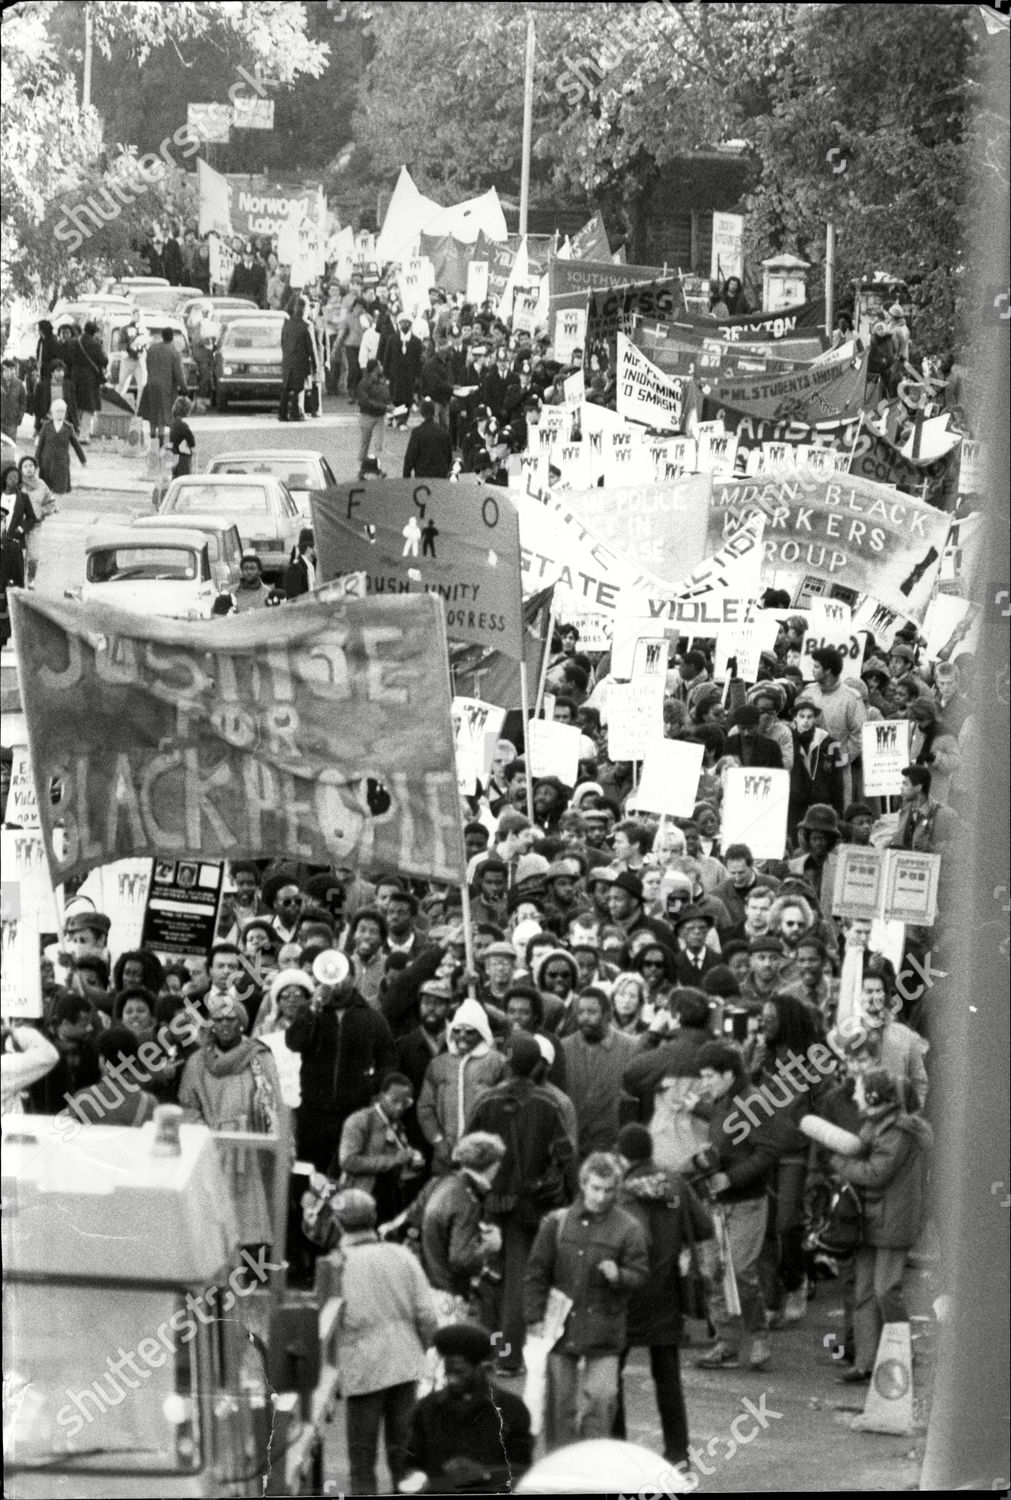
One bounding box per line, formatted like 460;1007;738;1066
315;1271;934;1494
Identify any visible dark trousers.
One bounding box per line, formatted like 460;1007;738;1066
613;1345;690;1465
278;370;304;420
345;345;362;399
345;1380;415;1496
296;1105;344;1175
497;1218;537;1368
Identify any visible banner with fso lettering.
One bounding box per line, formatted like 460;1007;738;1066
311;481;524;661
9;590;465;887
708;472;952;619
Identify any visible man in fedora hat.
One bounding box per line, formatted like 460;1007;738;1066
606;870;676;947
671;906;721;987
286;949;396;1173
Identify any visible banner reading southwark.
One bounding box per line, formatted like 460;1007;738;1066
9;591;466;887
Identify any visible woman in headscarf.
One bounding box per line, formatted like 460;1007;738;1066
16;454;54;518
178;993;290;1250
612;971;652;1035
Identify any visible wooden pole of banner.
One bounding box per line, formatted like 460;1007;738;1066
825;221;836;336
459;879;480;1000
533;596;559;720
519;659;536;824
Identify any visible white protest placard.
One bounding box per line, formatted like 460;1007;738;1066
513;289;540;335
77;859;153;958
563;369;585;408
635;739;705;818
552;440;591;490
644;435;697;482
606;677;665;761
466;260;490;307
8;746;39;830
883;850;941;926
721;767;790;859
861;720;912;797
602;427;650;490
527;718;583;785
921;593;981;659
956;439;985;496
616;332;685;431
1;829;60;929
796;444;851;478
714;611;779;683
510;451;550;495
711;212;745;283
802;598;867;674
1;911;43;1018
832;844;885;919
698;429;739;475
562;610;612;651
452;697;506;794
555;307;586;365
536;406;568;458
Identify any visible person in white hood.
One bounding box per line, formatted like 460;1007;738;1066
2;1025;59;1115
416;997;506;1173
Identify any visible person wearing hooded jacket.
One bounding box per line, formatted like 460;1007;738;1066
788;697;845;839
416;998;507;1174
828;1067;932;1382
533;947;582;1038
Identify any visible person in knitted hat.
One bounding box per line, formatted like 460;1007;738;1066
842;802;875;846
828;1063;932;1383
401;1321;533;1492
614;1122;714;1466
726;704;784;769
416;998;506;1173
749;682;794;771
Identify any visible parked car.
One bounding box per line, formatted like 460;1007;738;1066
131;513;244;592
100;277;171;312
205;449;338;517
157;473;300;580
78;529;218;618
177;295;257;327
211;313;287;409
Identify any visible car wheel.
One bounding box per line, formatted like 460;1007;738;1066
214;386;229;412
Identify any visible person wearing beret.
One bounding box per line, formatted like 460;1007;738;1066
401;1322;532;1493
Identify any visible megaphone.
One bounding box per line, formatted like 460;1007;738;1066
312;949;350;987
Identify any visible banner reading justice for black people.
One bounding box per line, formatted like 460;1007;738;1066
9;590;466;886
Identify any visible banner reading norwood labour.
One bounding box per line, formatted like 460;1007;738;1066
9;591;465;887
311;481;524;660
708;472;952;618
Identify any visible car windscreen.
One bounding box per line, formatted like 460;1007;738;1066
223;325;282;350
87;546;200;582
167;485;270;515
214;460;316;490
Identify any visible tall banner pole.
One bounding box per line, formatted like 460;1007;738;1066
825;220;836;336
519;660;536;823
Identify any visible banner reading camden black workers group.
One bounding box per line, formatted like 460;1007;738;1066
708;472;952;619
9;590;466;887
311;481;524;662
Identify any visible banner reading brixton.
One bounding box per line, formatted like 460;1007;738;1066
9;591;465;887
707;472;952;618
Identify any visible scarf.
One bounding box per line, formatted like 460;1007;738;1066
202;1037;279;1134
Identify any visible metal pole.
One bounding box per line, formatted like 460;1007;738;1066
519;9;535;239
83;6;93;110
825;220;836;335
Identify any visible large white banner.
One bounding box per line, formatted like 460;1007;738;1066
711;212;745;283
616;332;685;431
